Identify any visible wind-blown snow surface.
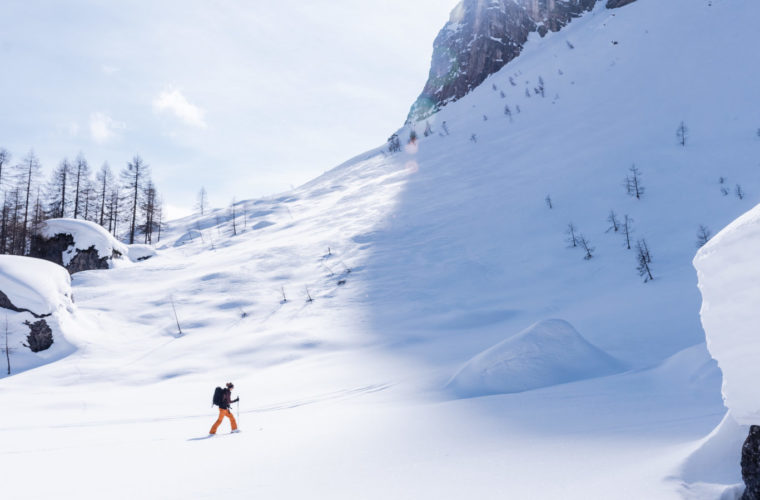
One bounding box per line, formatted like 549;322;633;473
1;0;757;498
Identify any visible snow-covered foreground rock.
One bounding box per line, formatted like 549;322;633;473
0;255;76;376
2;0;758;498
685;203;760;497
694;203;760;426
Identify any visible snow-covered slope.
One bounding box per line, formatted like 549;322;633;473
1;0;757;498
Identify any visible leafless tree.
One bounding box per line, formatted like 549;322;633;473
230;197;237;236
696;225;711;248
636;239;654;282
606;210;620;233
72;153;91;218
15;150;42;254
566;223;578;248
96;163;113;225
196;187;209;216
621;215;633;249
121;155;149;244
676;121;688;147
579;234;594;260
625;165;644;199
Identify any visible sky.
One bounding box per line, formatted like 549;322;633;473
0;0;454;219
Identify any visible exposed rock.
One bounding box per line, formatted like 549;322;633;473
30;233;118;274
606;0;637;8
743;426;760;500
406;0;636;123
22;319;53;352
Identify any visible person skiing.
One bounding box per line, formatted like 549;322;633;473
210;382;239;435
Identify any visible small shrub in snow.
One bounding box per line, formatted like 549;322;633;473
676;121;688;147
387;134;401;153
606;210;620;233
423;121;433;137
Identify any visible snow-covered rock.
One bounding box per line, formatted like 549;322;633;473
0;255;75;373
447;319;624;396
30;218;128;274
0;255;72;316
127;244;157;262
694;203;760;425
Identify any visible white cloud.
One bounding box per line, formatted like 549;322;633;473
89;112;125;143
153;89;207;128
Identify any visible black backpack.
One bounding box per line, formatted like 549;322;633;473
212;386;224;407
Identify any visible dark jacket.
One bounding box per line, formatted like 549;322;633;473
220;388;232;409
220;388;238;410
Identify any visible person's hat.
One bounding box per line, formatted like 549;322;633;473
226;382;234;388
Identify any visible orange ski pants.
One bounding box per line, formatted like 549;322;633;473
210;408;237;434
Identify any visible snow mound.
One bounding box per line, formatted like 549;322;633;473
694;203;760;425
0;255;72;315
173;229;203;247
127;244;157;262
447;319;624;396
40;218;128;266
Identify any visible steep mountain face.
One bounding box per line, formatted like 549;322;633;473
406;0;635;123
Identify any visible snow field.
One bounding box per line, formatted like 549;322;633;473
2;0;759;498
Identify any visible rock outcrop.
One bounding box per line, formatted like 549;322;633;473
743;426;760;500
406;0;637;123
23;319;54;353
30;219;127;274
30;233;114;274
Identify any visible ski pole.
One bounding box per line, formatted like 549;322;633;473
237;399;240;422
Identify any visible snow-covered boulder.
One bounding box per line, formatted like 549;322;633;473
126;244;157;262
0;255;75;374
30;218;128;274
0;255;73;317
447;319;624;397
693;203;760;426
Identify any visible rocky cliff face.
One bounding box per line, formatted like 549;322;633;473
406;0;636;123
